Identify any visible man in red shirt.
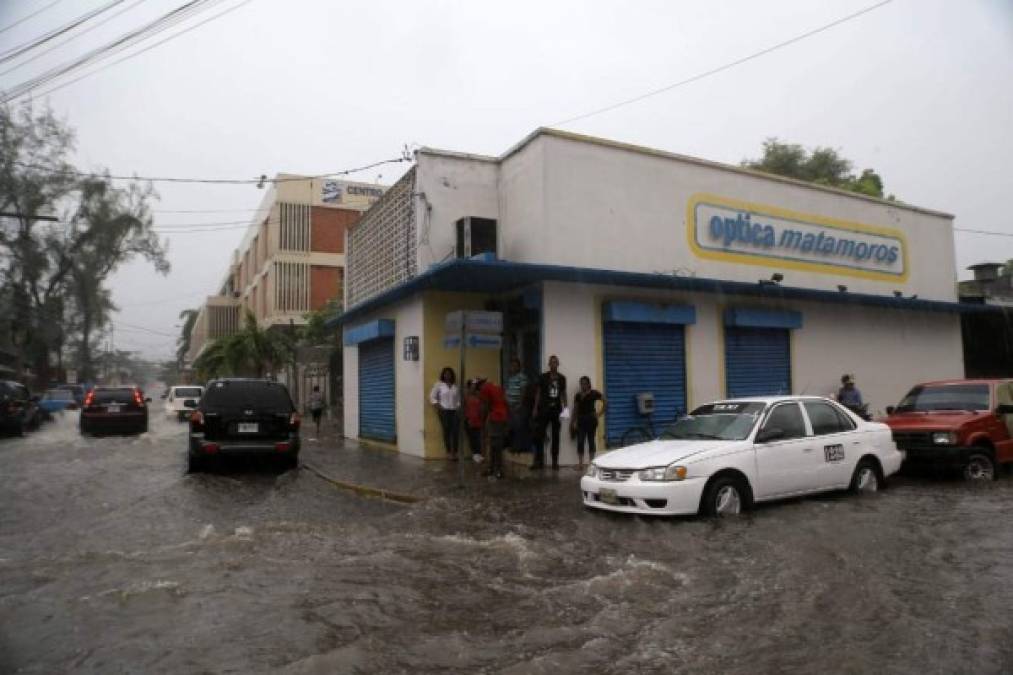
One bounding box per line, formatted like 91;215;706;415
477;377;509;479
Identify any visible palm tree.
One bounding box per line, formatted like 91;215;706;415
194;311;291;380
176;308;199;367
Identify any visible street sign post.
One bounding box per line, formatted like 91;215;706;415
444;310;503;487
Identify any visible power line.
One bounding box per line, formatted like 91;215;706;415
551;0;895;127
0;0;126;65
955;227;1013;238
113;321;177;337
12;154;410;185
32;0;255;100
0;0;148;79
151;206;269;214
0;0;230;101
0;0;67;37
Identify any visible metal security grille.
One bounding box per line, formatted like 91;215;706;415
358;338;395;441
604;322;687;445
725;327;791;398
208;305;238;338
346;168;417;307
279;202;311;253
273;261;310;313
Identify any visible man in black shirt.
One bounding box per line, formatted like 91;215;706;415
531;355;567;470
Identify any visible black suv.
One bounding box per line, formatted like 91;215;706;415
0;380;42;436
187;378;301;472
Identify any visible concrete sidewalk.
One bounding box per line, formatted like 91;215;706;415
299;419;583;503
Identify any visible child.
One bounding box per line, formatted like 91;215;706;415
463;379;484;463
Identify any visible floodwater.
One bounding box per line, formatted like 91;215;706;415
2;411;1013;673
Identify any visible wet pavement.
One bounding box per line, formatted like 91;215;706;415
2;412;1013;674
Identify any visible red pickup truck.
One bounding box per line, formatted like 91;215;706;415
882;379;1013;480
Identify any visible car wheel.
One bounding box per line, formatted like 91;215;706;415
702;475;746;517
15;418;26;437
850;459;880;494
186;453;204;474
963;452;995;482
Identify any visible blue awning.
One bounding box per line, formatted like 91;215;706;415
325;258;1001;329
604;300;696;325
343;319;395;346
724;308;802;330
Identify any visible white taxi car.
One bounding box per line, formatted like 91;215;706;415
164;385;204;421
581;396;902;517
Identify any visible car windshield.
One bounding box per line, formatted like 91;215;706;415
44;390;74;400
895;384;990;412
174;387;202;398
665;402;766;441
202;380;293;412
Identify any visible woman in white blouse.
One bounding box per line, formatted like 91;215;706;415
429;367;461;460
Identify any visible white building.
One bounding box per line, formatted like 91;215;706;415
333;128;983;463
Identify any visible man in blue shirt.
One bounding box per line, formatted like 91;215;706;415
837;374;864;409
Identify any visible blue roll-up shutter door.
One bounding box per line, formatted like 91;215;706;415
604;322;687;445
725;328;791;398
358;338;396;442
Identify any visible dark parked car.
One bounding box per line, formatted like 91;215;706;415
187;378;301;472
0;380;43;435
80;386;150;435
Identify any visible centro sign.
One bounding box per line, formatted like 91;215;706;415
686;193;908;281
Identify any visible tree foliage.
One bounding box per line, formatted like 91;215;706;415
742;138;893;200
192;310;292;380
0;102;169;384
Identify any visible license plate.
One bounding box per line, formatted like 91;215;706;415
600;488;618;505
107;405;120;413
237;423;259;433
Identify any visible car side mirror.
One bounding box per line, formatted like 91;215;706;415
183;399;198;409
885;405;896;415
996;404;1013;416
756;427;785;443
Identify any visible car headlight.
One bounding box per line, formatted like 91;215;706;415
585;463;598;478
932;432;957;445
639;464;688;481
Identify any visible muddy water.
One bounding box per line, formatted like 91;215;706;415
2;413;1013;673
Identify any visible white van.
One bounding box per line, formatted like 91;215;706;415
165;385;204;421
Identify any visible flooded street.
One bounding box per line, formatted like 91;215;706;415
2;414;1013;674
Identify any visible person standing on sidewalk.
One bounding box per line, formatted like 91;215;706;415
532;355;567;471
477;376;509;479
505;357;529;452
429;367;461;461
463;379;485;463
571;376;606;467
308;385;325;438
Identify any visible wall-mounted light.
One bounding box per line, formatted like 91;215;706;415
837;285;848;293
771;273;784;283
403;336;419;361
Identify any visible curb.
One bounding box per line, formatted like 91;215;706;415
300;462;423;504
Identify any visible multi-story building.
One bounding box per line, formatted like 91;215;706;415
959;262;1013;377
333;128;1001;462
185;174;385;379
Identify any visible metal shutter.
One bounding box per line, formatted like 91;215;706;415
604;322;687;445
358;338;395;442
725;327;791;398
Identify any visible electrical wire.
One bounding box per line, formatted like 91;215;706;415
0;0;126;65
0;0;229;101
151;207;269;214
550;0;895;127
30;0;255;100
954;228;1013;238
0;0;149;79
0;0;67;37
12;155;410;185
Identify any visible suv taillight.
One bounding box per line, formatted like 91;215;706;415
133;389;145;407
289;412;301;430
190;410;204;430
83;391;95;408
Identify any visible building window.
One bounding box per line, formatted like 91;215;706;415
280;202;311;253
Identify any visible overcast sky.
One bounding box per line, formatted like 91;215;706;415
1;0;1011;360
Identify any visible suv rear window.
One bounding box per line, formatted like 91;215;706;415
173;387;203;398
202;381;293;411
94;389;136;404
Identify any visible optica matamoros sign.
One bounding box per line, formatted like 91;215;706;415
686;193;908;281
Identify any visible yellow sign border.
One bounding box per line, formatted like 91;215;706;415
685;193;910;284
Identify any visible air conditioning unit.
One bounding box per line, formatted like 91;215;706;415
455;217;497;259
